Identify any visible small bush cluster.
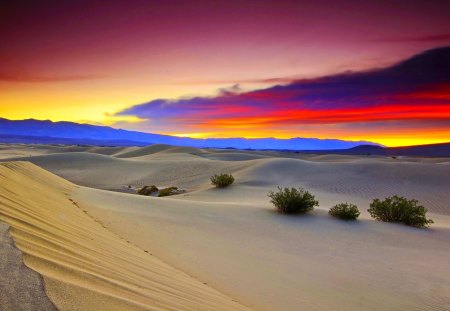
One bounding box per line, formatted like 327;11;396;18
368;195;433;228
265;186;432;228
211;173;235;188
137;185;158;196
268;187;319;214
137;185;183;197
158;186;179;197
329;203;360;220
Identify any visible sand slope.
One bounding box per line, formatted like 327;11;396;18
0;162;250;311
74;186;450;311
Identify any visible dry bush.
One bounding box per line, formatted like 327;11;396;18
368;195;433;228
268;187;318;214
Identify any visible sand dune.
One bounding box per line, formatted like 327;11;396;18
8;151;248;191
0;143;129;159
116;144;206;158
232;157;450;214
0;162;250;311
0;143;57;159
4;145;450;214
7;152;150;189
198;151;270;161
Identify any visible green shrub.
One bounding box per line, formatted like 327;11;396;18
329;203;360;220
268;187;319;214
158;186;179;197
368;195;433;228
137;185;158;196
211;173;235;188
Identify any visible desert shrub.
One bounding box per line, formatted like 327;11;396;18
368;195;433;228
137;185;159;196
329;203;360;220
158;186;179;197
211;173;235;188
268;187;319;214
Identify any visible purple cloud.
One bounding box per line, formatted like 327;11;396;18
116;46;450;134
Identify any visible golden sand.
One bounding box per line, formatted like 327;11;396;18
0;162;250;311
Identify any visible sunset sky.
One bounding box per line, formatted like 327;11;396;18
1;0;450;146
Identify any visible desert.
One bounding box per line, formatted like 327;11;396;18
1;143;449;310
2;2;450;309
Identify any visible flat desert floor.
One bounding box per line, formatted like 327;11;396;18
1;143;449;310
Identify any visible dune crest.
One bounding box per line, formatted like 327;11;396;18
0;161;250;311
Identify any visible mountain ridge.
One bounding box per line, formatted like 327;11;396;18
0;117;377;150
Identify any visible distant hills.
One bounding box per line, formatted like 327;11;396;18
0;118;378;150
0;118;448;156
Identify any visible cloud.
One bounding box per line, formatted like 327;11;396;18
117;46;450;137
217;84;242;96
175;76;304;86
0;72;105;82
375;33;450;43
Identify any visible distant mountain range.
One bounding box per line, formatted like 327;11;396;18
1;118;448;156
0;118;378;150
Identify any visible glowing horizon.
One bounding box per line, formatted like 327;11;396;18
3;115;448;148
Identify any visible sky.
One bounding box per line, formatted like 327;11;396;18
1;0;449;146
